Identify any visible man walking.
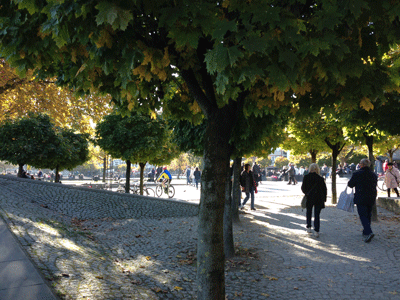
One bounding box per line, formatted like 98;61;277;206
348;158;378;243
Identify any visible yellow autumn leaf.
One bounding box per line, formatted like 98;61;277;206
359;97;374;111
174;286;183;291
145;256;151;260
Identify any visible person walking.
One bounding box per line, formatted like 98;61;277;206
239;163;257;210
288;163;297;185
348;158;378;243
185;166;191;185
193;167;201;190
384;162;400;197
301;163;327;238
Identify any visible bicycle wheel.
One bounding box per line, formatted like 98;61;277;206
145;187;155;197
155;185;163;197
380;181;387;191
167;185;175;198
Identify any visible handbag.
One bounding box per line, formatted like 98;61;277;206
301;195;308;209
337;187;354;212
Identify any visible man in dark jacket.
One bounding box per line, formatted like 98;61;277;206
348;158;378;243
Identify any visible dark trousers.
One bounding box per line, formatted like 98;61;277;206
306;205;322;232
288;175;297;184
357;204;373;235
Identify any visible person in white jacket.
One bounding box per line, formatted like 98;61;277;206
384;162;400;197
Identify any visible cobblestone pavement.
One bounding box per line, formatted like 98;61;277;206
0;175;400;300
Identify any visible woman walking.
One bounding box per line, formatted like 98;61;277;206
301;163;327;237
384;162;400;197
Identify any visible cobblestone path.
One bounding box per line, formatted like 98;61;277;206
1;175;400;299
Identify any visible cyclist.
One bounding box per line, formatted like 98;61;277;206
157;167;172;192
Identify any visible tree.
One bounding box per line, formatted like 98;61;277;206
2;2;400;298
374;135;400;162
0;114;58;176
0;59;112;134
282;116;331;163
95;111;171;194
274;157;289;169
45;127;90;182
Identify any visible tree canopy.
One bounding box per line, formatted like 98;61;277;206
2;1;400;298
0;59;112;134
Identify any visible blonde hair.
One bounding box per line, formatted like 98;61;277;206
309;163;321;175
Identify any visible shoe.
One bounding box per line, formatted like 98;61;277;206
314;231;319;238
307;228;312;234
364;233;374;243
239;205;244;210
251;208;256;211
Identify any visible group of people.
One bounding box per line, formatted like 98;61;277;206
302;158;377;243
183;166;202;189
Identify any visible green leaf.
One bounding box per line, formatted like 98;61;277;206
212;20;238;42
95;2;132;30
204;44;243;74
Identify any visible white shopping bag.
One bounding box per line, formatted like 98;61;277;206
337;187;354;213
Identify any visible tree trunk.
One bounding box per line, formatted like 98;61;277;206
325;139;345;204
232;157;242;223
224;165;235;258
364;133;378;222
197;107;234;300
55;166;60;183
17;163;24;177
310;150;318;163
331;148;339;204
139;162;146;195
125;160;131;193
103;156;107;182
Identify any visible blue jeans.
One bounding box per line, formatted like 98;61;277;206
306;205;322;232
357;204;373;235
242;187;255;209
195;179;200;189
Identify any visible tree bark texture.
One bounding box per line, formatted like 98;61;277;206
224;166;235;258
125;160;131;193
310;150;318;163
18;163;24;177
197;108;234;300
103;156;107;183
139;162;146;195
232;157;242;223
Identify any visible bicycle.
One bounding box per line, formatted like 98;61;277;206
130;182;155;197
155;181;175;198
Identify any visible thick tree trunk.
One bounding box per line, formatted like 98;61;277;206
224;165;234;258
125;160;131;193
232;157;242;223
310;150;318;163
139;162;146;195
197;108;234;300
17;163;24;177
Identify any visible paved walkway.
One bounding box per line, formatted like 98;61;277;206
0;175;399;299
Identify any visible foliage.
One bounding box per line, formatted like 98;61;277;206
0;113;89;177
256;157;272;168
290;154;313;168
96;111;167;163
0;59;112;134
0;113;58;174
2;1;400;298
274;157;289;169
